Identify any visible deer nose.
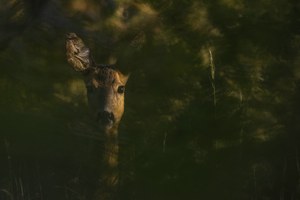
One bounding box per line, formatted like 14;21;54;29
97;111;115;124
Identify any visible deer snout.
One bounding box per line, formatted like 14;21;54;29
97;111;115;125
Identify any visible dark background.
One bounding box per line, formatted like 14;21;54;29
1;0;300;199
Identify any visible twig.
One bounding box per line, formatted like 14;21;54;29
163;132;168;153
209;48;216;107
19;178;24;199
239;89;243;107
0;189;13;200
296;148;300;176
36;161;44;200
4;139;14;200
253;165;257;200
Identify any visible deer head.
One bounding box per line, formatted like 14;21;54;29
65;33;129;132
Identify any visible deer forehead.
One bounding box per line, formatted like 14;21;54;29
89;68;127;88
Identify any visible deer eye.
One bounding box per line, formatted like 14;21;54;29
117;86;125;94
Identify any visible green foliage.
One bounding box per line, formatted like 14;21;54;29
0;0;300;199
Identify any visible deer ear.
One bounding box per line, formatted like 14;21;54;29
66;33;94;72
120;72;130;85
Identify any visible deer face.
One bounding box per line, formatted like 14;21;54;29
66;33;129;131
84;67;129;130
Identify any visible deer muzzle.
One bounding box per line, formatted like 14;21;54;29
97;111;115;128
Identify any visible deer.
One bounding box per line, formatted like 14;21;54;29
65;32;129;199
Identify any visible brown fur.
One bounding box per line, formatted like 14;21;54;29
66;33;129;199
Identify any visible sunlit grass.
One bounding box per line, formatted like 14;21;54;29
219;0;245;11
53;79;87;105
105;2;158;33
186;2;221;36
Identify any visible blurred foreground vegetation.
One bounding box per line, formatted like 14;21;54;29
1;0;300;199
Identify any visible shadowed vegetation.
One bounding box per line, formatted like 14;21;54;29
0;0;300;199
